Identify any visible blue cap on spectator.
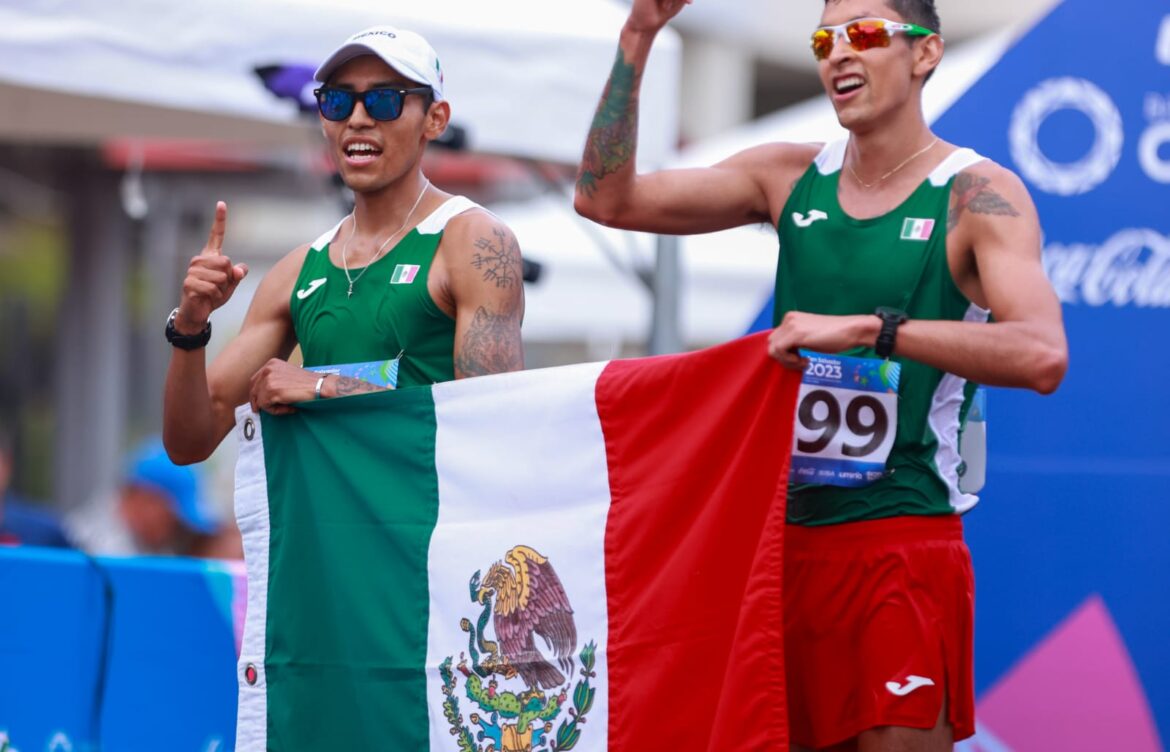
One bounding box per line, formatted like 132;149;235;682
123;437;218;534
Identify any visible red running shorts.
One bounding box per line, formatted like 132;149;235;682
783;514;975;749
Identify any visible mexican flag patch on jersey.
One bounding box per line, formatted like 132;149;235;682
901;218;936;241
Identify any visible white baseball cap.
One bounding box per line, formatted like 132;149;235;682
315;25;445;101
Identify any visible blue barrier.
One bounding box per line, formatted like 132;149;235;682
0;547;242;752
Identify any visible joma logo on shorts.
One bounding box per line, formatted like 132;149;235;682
886;675;935;696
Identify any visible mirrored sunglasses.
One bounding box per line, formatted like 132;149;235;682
313;86;433;122
811;17;936;61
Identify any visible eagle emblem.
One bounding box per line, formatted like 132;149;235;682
439;545;597;752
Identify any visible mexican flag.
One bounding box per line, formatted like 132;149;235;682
233;332;800;751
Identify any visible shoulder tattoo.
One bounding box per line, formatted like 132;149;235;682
948;172;1021;231
471;226;521;288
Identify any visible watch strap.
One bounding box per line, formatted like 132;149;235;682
165;307;212;350
874;307;907;359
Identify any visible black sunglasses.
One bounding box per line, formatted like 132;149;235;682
313;86;433;122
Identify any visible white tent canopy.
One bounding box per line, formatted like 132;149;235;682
0;0;680;166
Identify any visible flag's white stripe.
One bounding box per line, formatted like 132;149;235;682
233;406;271;752
426;362;612;752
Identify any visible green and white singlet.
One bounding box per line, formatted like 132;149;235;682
290;197;480;388
776;140;989;526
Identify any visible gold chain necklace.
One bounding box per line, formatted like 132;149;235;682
341;178;430;298
847;137;939;189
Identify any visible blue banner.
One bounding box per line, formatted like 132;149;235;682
933;0;1170;747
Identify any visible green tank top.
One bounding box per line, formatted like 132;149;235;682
290;197;479;388
775;140;989;526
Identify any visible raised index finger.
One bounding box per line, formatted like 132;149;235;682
204;201;227;255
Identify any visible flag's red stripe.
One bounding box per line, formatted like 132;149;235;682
597;332;800;751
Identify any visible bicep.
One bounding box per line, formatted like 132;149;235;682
578;144;788;234
620;161;772;234
206;260;299;417
448;220;525;378
206;317;295;413
966;177;1062;332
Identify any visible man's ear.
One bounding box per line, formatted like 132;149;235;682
914;34;944;80
424;100;452;142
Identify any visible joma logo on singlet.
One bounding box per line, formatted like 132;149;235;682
296;278;327;299
792;209;829;228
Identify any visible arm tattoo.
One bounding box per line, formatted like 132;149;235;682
453;306;523;378
948;173;1021;231
577;49;642;198
471;227;521;288
332;376;385;397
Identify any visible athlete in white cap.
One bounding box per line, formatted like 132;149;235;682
163;26;525;463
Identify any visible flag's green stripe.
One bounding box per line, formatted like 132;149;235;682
261;387;439;749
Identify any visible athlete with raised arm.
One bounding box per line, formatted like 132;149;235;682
163;26;525;465
575;1;1067;749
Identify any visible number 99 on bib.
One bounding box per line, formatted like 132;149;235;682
790;352;900;488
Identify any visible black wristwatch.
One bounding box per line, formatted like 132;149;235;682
873;306;908;359
165;307;212;350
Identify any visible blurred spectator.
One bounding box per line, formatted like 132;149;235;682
0;429;73;548
65;437;242;559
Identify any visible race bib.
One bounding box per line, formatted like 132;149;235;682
306;355;401;390
789;351;900;488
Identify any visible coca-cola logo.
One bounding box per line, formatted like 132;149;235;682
1044;228;1170;307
